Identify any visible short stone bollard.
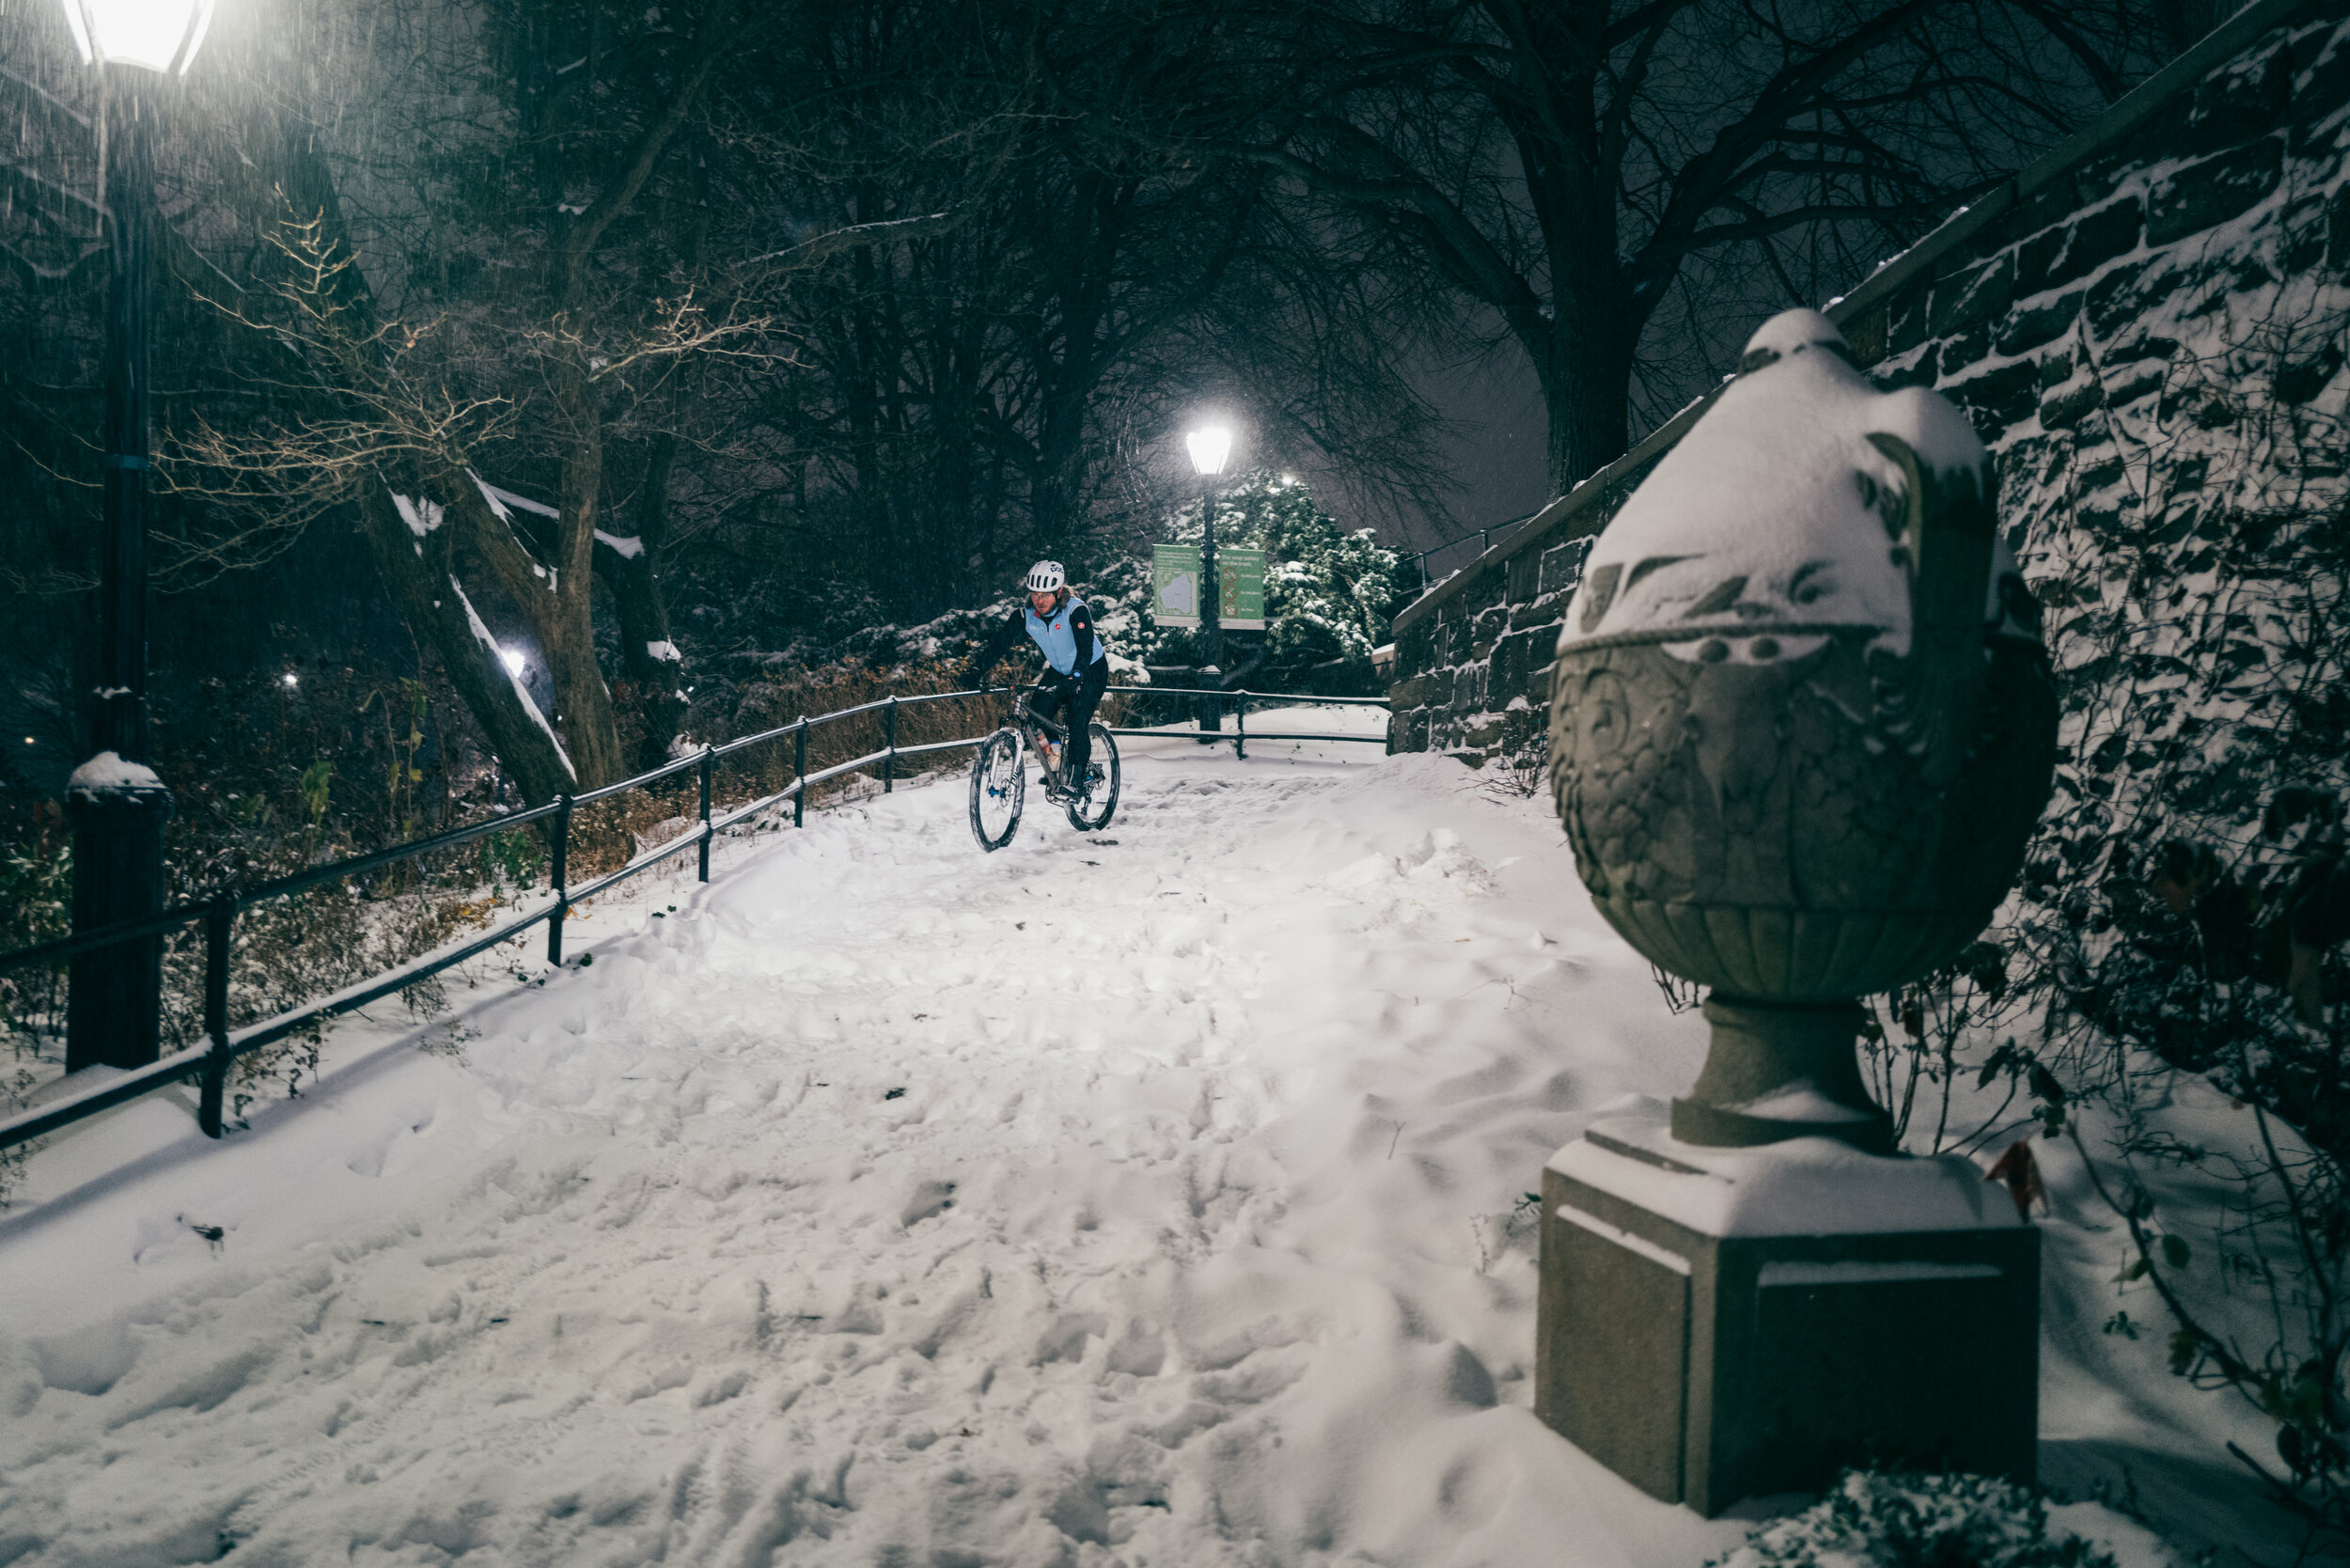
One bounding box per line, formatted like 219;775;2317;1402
1537;308;2059;1513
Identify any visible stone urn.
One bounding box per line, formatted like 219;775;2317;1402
1547;309;2058;1153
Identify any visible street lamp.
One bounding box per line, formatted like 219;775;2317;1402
1184;424;1232;735
60;0;213;1074
62;0;215;72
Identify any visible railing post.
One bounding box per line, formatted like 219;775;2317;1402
884;697;897;793
697;745;714;882
548;793;572;964
794;719;807;828
197;895;234;1138
1236;694;1246;761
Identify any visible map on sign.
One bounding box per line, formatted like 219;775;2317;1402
1152;544;1266;631
1152;544;1200;627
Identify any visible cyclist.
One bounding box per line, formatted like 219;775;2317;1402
963;561;1110;801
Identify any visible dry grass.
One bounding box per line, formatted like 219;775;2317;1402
559;660;1015;875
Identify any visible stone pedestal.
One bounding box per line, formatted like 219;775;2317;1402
1534;1113;2037;1514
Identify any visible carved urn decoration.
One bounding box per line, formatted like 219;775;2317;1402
1547;309;2058;1153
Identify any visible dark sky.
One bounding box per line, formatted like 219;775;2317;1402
1307;339;1556;574
1406;346;1555;550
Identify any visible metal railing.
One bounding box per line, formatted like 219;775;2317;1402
0;682;1387;1156
1105;686;1392;761
1405;509;1543;588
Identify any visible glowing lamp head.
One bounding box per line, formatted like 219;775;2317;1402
61;0;215;73
500;647;527;677
1185;425;1232;478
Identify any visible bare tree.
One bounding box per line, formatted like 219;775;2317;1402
151;0;766;793
1245;0;2161;493
705;0;1458;626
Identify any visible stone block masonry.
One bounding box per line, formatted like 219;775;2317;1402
1386;0;2350;766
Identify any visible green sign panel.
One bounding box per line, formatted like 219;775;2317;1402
1152;543;1265;631
1218;547;1267;630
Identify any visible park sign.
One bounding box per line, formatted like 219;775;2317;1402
1219;548;1268;629
1151;544;1266;631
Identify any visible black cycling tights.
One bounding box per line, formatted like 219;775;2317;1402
1034;658;1109;790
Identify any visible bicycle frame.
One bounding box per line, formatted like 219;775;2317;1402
1005;690;1073;776
1010;689;1071;739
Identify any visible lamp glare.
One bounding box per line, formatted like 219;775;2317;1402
1185;426;1232;478
61;0;215;73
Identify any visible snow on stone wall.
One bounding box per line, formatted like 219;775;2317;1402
1869;6;2350;948
1386;0;2350;772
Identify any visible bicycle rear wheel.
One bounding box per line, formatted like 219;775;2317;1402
969;729;1025;851
1064;723;1120;831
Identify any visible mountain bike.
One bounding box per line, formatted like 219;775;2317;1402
968;685;1120;851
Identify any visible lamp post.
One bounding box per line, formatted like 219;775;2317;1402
60;0;212;1074
1183;424;1231;736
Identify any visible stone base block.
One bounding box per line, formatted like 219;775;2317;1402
1534;1114;2037;1514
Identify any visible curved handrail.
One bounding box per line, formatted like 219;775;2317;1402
0;680;1386;1155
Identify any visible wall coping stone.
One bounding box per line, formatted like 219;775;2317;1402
1390;0;2320;641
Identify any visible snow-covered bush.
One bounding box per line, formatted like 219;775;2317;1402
1110;468;1413;693
708;472;1412;699
1714;1470;2122;1568
697;582;1150;700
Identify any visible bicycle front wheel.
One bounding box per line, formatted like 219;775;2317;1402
969;729;1026;851
1064;723;1120;831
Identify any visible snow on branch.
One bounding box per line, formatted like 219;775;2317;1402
734;212;958;268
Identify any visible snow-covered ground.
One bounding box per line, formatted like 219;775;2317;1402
0;715;2269;1564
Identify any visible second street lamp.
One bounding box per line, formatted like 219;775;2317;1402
59;0;213;1073
1184;424;1232;737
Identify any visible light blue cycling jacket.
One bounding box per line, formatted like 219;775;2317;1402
1024;596;1106;676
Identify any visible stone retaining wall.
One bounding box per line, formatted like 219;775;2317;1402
1386;0;2350;764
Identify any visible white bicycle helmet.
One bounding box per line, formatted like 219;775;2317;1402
1023;560;1066;594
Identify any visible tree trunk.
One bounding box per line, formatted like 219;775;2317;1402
1506;0;1637;495
596;433;690;770
547;383;629;790
525;0;740;787
1537;306;1637;495
352;480;577;805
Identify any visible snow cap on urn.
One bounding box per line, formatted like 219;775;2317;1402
1558;308;2036;671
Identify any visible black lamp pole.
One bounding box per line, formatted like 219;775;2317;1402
66;68;175;1073
1199;477;1221;735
